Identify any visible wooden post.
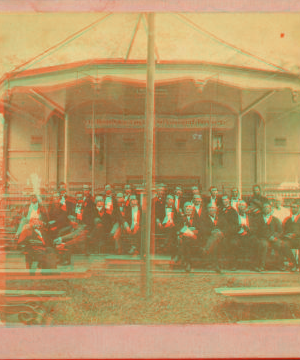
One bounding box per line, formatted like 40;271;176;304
237;114;242;195
142;12;155;299
64;113;69;193
208;110;212;189
92;102;95;196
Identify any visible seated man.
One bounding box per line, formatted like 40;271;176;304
15;195;48;240
255;202;297;272
192;194;204;222
17;218;57;269
174;186;184;215
82;184;96;229
218;195;239;270
88;195;112;254
155;194;179;254
176;202;200;272
247;184;268;215
282;201;300;268
272;196;290;224
54;215;89;265
110;193;131;254
48;192;72;240
230;188;240;212
199;203;224;273
230;201;258;270
127;195;142;255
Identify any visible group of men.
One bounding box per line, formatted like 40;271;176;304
14;182;300;273
15;183;141;268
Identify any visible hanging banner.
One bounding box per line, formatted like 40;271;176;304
84;115;235;130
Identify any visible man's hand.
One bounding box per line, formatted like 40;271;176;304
28;239;43;246
53;237;62;245
56;243;65;251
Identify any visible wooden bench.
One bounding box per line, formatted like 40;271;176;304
0;289;69;325
215;287;300;303
0;268;92;325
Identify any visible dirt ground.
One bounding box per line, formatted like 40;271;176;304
9;271;297;325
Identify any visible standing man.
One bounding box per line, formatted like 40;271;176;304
192;194;204;222
174;186;184;215
82;184;95;228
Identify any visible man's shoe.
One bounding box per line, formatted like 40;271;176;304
128;246;136;255
254;267;261;272
215;266;223;274
185;263;191;273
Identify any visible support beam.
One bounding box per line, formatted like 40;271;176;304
91;102;95;196
263;122;267;185
236;114;242;195
142;12;155;299
28;89;65;118
64;113;69;193
241;90;276;117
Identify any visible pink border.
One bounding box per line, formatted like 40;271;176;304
1;1;300;358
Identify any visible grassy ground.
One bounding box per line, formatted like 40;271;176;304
7;271;300;325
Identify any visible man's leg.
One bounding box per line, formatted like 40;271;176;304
257;239;268;270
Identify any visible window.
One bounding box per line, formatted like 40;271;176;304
275;137;287;147
212;134;224;167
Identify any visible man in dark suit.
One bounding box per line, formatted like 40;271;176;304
247;184;268;215
255;202;297;271
48;191;72;240
199;203;224;273
176;201;200;272
192;194;204;222
282;201;300;268
127;195;142;255
54;215;89;265
230;187;240;212
203;186;222;210
110;192;131;254
174;186;184;216
17;218;57;269
88;195;112;254
81;184;95;229
124;184;132;210
218;195;239;270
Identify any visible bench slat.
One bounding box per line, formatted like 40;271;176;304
0;290;66;296
237;319;300;325
215;287;300;296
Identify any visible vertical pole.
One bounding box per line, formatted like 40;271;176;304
92;102;95;196
237;114;242;196
255;118;260;184
44;121;49;188
64;113;69;193
142;12;155;299
54;118;59;189
263;121;267;186
208;106;212;188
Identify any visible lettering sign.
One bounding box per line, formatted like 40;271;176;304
85;115;235;130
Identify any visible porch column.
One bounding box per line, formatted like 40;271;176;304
64;113;69;193
237;114;242;195
44;121;50;188
0;111;8;192
208;114;212;189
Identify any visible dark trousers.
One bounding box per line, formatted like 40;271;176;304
227;234;257;268
88;225;107;254
202;230;223;266
25;247;58;269
257;238;296;268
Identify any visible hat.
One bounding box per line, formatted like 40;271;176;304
116;192;124;198
175;186;182;191
166;195;174;200
95;195;104;202
105;184;112;191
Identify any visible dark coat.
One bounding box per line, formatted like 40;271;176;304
254;214;282;240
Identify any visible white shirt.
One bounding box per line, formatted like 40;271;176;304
238;214;248;226
163;207;173;225
263;214;272;224
105;196;113;212
231;198;239;211
175;196;179;211
27;203;39;220
209;215;216;224
131;206;139;229
272;207;290;223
